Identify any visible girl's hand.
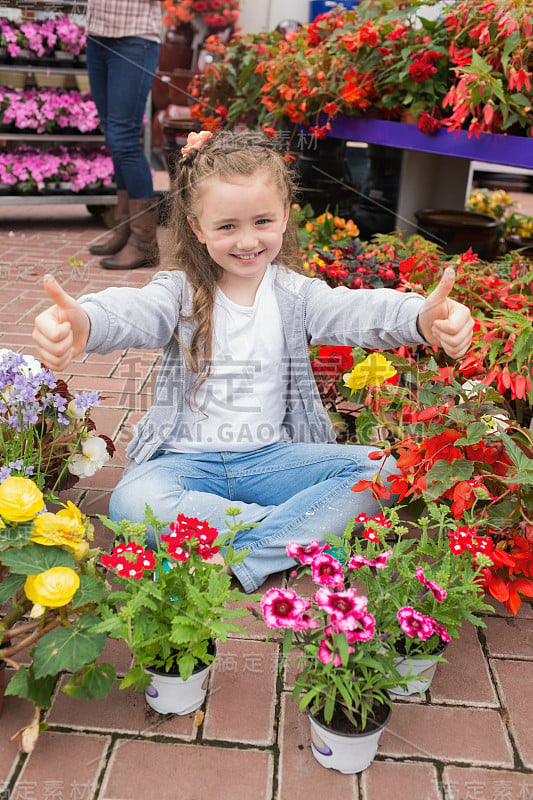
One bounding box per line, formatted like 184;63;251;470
417;267;473;359
32;274;91;371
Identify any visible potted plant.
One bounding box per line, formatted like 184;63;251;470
161;0;239;34
259;543;409;773
93;506;253;715
0;476;113;752
190;0;533;140
336;504;493;695
0;349;114;490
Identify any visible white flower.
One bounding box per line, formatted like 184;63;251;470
0;349;43;377
68;435;109;478
66;397;85;422
461;380;487;398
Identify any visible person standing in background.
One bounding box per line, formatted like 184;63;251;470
86;0;162;270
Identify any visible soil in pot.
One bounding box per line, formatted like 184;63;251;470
314;701;390;736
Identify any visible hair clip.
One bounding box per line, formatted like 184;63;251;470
181;130;213;156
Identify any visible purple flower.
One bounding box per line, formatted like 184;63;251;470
73;391;100;414
0;466;11;483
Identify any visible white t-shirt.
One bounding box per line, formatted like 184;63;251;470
163;265;290;452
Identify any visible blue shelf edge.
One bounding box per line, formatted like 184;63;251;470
326;117;533;170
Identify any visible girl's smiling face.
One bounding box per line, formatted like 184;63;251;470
187;170;290;296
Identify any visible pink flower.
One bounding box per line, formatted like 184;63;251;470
309;552;344;588
261;587;311;629
286;540;329;564
317;632;354;666
314;586;368;629
347;550;393;570
397;607;449;642
415;567;447;602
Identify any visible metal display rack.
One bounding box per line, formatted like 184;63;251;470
0;2;116;211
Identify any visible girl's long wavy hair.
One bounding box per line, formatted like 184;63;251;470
168;129;302;380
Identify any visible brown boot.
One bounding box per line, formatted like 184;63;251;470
89;190;130;256
100;198;160;270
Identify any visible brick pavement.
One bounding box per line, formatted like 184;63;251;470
1;196;532;800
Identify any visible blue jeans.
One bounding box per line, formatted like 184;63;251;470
109;443;397;593
86;35;159;198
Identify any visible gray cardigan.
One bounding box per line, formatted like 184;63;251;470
80;266;426;466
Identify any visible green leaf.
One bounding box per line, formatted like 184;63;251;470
72;575;108;609
0;573;26;604
119;664;152;691
0;543;75;575
355;413;378;446
497;426;533;474
178;652;196;681
423;459;474;501
32;614;108;678
4;663;57;708
0;521;33;552
456;422;490;446
502;31;521;67
62;662;116;700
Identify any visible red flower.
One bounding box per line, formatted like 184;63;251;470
316;345;354;377
417;111;442;134
408;60;438;83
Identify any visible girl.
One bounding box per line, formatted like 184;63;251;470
32;130;473;593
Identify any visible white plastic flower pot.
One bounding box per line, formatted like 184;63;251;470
144;662;211;715
388;643;448;696
308;706;391;774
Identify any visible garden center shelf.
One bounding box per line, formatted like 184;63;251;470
326;117;533;232
0;61;115;210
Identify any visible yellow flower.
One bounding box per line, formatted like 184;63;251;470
24;567;80;608
344;353;397;392
31;501;92;560
0;477;44;522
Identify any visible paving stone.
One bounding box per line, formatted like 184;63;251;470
444;765;533;800
9;731;109;800
86;405;128;440
430;622;499;706
380;704;514;766
483;597;533;619
361;760;442;800
203;638;278;745
491;659;533;768
97;638;133;677
226;572;285;640
277;693;359;800
46;677;198;740
99;740;273;800
484;616;533;659
0;678;28;785
76;465;124;491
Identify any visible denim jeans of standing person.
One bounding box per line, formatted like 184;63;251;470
109;442;398;593
86;35;159;199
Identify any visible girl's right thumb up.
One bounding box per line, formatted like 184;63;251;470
43;274;77;323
